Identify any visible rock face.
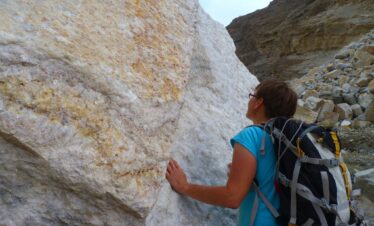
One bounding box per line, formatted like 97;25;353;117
227;0;374;81
0;1;257;225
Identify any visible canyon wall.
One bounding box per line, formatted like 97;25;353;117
227;0;374;81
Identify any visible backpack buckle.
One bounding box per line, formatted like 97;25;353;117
278;174;290;187
300;155;309;162
321;198;332;212
322;158;339;168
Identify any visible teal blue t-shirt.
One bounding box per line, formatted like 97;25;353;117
230;126;280;226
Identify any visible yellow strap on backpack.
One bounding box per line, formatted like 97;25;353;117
296;138;305;157
330;131;351;201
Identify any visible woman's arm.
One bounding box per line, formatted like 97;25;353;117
166;143;256;209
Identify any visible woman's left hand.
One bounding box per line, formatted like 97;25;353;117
166;159;189;194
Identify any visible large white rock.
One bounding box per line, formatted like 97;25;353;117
0;1;257;225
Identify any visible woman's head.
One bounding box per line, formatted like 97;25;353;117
246;79;297;120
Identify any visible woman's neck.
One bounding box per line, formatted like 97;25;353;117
252;116;270;125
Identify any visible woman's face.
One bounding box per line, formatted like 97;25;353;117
246;92;258;119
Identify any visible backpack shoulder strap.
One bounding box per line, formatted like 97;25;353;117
249;182;280;226
245;124;267;155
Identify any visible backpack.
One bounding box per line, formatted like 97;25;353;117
249;117;366;226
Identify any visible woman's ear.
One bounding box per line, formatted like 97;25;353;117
254;97;264;109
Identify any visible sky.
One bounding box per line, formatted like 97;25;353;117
199;0;273;26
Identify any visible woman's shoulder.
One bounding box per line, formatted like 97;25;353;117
233;125;265;142
231;125;263;148
241;125;264;135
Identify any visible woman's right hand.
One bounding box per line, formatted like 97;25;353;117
166;159;189;194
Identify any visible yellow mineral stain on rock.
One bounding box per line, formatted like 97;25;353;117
1;1;191;103
131;60;154;80
161;78;181;102
0;76;128;167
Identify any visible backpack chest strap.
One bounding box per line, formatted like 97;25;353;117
300;156;342;168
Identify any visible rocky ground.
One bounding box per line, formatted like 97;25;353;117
290;30;374;225
291;30;374;127
341;126;374;225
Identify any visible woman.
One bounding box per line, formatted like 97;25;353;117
166;79;297;226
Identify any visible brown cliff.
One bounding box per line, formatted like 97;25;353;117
227;0;374;81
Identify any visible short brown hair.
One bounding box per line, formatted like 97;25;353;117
255;79;297;118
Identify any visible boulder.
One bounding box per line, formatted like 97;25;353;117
318;112;340;128
343;93;357;105
339;75;350;87
365;101;374;122
352;120;372;129
352;49;374;67
368;79;374;94
319;83;333;93
335;103;353;120
362;45;374;55
294;105;318;124
325;70;340;80
348;86;361;95
326;64;336;72
337;63;353;71
342;83;352;93
305;96;324;111
317;100;335;122
354;168;374;205
356;113;367;121
333;96;345;104
303;90;319;100
335;49;355;60
358;93;374;109
292;84;306;97
319;91;334;100
351;104;364;118
0;1;255;225
355;73;372;87
332;87;344;104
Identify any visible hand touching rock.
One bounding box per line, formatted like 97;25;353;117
166;159;189;194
